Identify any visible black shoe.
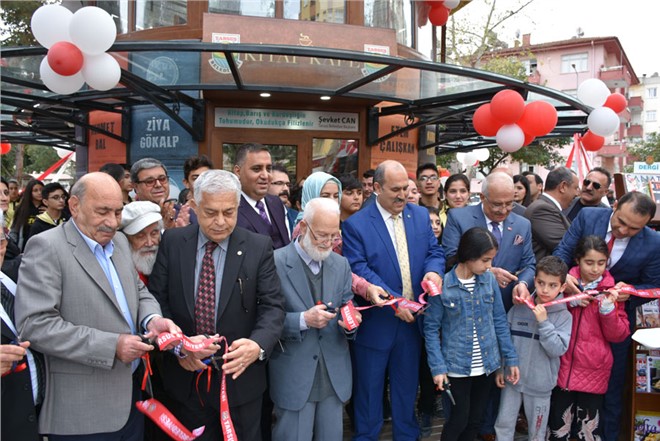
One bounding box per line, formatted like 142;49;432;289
418;412;432;438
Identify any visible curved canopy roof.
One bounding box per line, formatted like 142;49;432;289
1;42;590;154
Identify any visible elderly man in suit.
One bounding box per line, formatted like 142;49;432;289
15;172;180;441
149;169;285;441
234;143;290;249
524;167;579;261
554;191;660;441
342;160;445;441
270;198;358;441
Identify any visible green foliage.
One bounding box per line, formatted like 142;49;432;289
24;145;61;174
0;1;50;47
475;137;568;174
481;53;532;82
627;132;660;162
0;148;19;178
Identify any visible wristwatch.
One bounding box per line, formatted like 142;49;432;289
258;348;267;361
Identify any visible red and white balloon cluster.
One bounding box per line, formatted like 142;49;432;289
426;0;460;27
576;79;628;152
472;90;558;153
31;5;120;95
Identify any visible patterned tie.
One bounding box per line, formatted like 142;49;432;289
1;284;14;321
490;221;502;245
256;200;271;225
195;241;219;335
392;215;413;300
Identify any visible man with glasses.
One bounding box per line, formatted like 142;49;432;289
25;182;68;243
131;158;185;229
417;163;442;209
268;164;298;234
563;167;611;222
270;198;357;441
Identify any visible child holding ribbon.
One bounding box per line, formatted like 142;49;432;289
424;227;519;441
547;235;630;441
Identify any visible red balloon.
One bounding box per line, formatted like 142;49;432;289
0;143;10;155
473;104;503;137
581;131;605;152
604;93;628;114
490;90;525;124
47;41;84;76
517;101;558;137
523;132;535;146
428;5;449;26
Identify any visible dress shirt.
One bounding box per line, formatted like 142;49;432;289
242;191;272;223
193;229;229;324
542;193;563;211
375;199;398;252
605;214;629;269
481;206;502;238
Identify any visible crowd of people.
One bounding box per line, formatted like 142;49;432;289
1;143;659;441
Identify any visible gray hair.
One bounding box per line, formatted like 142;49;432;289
302;197;340;224
544;167;576;191
130;158;168;183
481;172;513;197
193;169;241;206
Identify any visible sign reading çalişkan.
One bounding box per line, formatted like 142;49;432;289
214;108;359;132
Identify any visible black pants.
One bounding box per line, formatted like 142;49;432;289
417;344;436;416
547;387;603;441
440;373;495;441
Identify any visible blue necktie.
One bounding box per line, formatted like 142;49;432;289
490;221;502;245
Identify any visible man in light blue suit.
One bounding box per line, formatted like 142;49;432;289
342;160;445;441
270;198;357;441
442;172;535;311
554;191;660;441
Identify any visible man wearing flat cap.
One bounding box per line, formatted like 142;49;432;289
120;201;163;286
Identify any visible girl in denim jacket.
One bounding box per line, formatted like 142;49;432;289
424;227;519;441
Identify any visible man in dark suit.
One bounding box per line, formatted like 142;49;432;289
149;169;285;441
524;166;579;261
342;160;445;441
234;143;290;249
554;191;660;441
1;221;43;441
563;166;611;221
268;163;298;234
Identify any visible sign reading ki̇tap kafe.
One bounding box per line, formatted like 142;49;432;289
214;108;359;132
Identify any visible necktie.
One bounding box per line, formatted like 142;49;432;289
607;234;615;254
256;200;271;225
1;284;14;321
392;215;413;300
490;221;502;245
195;241;219;335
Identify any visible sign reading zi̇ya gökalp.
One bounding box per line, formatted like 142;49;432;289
214;108;359;132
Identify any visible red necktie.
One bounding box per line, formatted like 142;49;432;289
607;234;615;254
195;241;219;335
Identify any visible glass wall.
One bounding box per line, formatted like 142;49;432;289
135;0;188;31
222;144;297;172
209;0;276;17
364;0;411;46
312;139;358;176
97;0;129;34
284;0;345;23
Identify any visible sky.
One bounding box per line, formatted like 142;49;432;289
462;0;658;78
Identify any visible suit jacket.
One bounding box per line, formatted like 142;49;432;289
269;242;354;411
554;207;660;310
149;225;285;407
524;194;571;261
442;204;536;310
342;202;445;350
237;194;290;249
2;283;41;441
15;221;162;435
286;207;299;234
563;197;608;222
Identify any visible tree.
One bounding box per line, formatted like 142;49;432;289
23;145;61;174
627;132;660;162
476;137;568;175
0;1;50;47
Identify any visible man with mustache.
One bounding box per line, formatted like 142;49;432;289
120;201;163;286
563;167;611;221
268;163;298;234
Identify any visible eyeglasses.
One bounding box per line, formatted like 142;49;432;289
484;196;514;210
582;179;602;191
307;225;340;244
271;181;292;187
136;175;169;187
49;194;66;201
418;175;439;182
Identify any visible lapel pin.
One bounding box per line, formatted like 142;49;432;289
507;227;512;231
407;214;411;218
237;251;243;256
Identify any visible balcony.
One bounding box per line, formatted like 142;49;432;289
599;65;633;89
628;95;644;112
626;124;643;138
598;142;626;157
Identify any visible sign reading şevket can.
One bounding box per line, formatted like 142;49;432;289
214;108;359;132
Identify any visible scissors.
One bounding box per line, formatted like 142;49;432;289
442;378;456;406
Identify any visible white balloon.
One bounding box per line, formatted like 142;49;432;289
82;53;121;91
69;7;117;55
577;79;610;108
39;57;84;94
474;148;490;161
587;106;620;137
443;0;461;9
496;124;525;153
31;5;73;48
456;152;466;164
464;152;478;166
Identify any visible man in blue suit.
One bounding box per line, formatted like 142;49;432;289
442;172;535;310
270;198;357;441
554;191;660;441
342;160;445;441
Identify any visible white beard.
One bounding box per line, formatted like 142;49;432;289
301;232;333;262
131;246;158;276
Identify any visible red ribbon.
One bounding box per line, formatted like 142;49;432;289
136;398;205;441
1;360;27;378
520;286;660;310
156;332;221;352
